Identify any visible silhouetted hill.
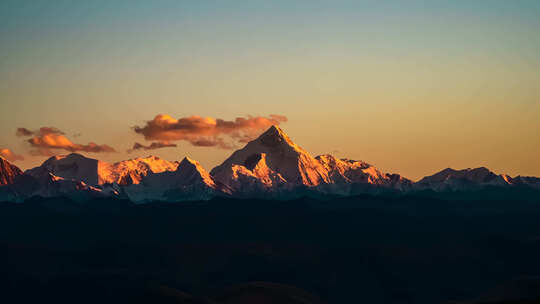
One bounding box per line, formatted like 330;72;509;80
2;196;540;303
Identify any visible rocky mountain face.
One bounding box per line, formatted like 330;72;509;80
98;155;179;185
316;154;412;192
1;126;539;202
0;157;23;186
124;157;230;202
211;126;331;195
211;126;411;197
1;156;117;202
25;154;178;186
26;153;101;185
24;172;118;201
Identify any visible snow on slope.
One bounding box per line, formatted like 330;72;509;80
316;154;412;191
98;155;179;185
4;126;540;202
415;167;513;191
211;125;331;193
0;156;23;186
124;157;229;202
26;153;178;186
28;172;118;200
211;125;411;195
26;153;100;185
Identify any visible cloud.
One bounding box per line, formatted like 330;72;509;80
16;127;64;137
127;141;177;153
133;114;287;149
0;148;24;162
17;127;116;154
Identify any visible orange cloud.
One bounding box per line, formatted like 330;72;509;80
0;148;24;162
133;114;287;149
17;127;116;154
127;141;177;153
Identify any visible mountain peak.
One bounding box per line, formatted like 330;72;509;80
177;156;215;185
180;156;199;166
265;124;284;135
212;125;331;189
100;155;178;185
255;125;296;148
27;153;100;185
0;157;23;186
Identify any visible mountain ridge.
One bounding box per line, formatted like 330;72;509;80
2;126;539;202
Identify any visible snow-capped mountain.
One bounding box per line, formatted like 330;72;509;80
2;126;539;203
211;152;288;195
316;154;412;192
415;167;513;192
1;156;117;202
210;125;411;196
24;172;118;201
26;153;101;185
415;168;540;192
98;155;179;185
124;157;230;202
26;153;178;186
211;125;331;195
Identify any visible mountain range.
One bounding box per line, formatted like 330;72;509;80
1;125;539;202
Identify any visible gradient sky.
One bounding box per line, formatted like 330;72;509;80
1;0;539;180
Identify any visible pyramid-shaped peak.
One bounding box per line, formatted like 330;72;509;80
261;125;287;138
174;156;216;187
180;156;199;166
178;156;209;174
267;124;283;133
256;125;297;148
211;124;331;188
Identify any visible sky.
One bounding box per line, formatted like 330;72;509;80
0;0;539;180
